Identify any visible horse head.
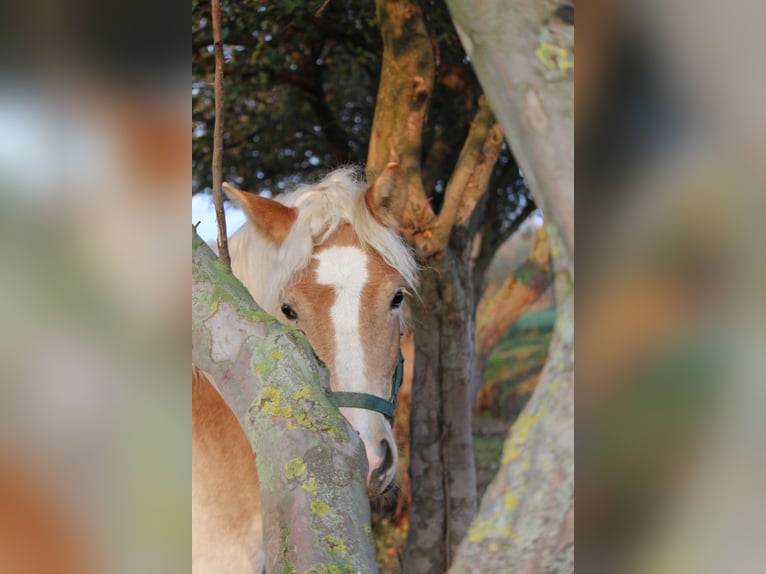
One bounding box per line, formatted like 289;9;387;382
224;164;416;496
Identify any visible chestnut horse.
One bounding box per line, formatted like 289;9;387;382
192;165;417;572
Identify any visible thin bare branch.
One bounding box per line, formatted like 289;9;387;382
212;0;231;270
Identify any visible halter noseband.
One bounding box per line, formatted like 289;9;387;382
326;350;404;423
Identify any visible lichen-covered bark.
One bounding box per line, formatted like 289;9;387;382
192;229;378;573
449;227;573;574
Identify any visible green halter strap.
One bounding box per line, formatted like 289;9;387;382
327;350;404;423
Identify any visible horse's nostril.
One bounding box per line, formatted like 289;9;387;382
380;439;393;474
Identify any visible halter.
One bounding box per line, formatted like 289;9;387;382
326;350;404;423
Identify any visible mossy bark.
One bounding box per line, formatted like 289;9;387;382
192;229;379;573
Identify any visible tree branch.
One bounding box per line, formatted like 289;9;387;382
192;229;378;573
429;96;503;253
367;0;436;243
211;0;231;270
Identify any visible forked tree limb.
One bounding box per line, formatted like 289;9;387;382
192;228;378;573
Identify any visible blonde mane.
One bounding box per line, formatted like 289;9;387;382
228;167;418;316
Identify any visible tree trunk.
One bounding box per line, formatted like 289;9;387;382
449;229;573;573
403;234;477;574
191;229;379;573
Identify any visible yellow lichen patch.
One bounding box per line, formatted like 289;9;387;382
468;518;517;544
301;475;318;494
363;525;372;535
501;413;539;464
294;385;312;400
255;363;267;375
285;457;307;480
259;386;282;413
269;348;284;361
295;413;316;430
303;565;341;574
272;405;293;418
324;535;347;553
504;492;520;511
311;499;330;515
209;300;219;313
488;542;499;553
468;520;494;544
535;41;573;72
521;458;531;470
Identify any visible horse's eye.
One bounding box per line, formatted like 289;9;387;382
390;290;404;309
281;303;298;320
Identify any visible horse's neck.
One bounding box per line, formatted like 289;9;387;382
228;224;275;313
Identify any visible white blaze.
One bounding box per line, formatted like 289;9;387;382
315;245;392;484
314;246;369;392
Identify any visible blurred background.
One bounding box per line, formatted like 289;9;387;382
0;0;764;571
578;0;766;572
0;0;189;572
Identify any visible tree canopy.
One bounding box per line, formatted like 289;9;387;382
191;0;532;253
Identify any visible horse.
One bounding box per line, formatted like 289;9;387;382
192;164;417;573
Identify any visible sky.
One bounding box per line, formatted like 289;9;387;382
192;193;246;245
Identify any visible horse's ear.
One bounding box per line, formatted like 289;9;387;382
222;183;297;246
365;163;408;229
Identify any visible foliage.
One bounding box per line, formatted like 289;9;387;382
191;0;531;243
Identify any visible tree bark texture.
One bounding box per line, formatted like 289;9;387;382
191;229;378;573
403;234;478;574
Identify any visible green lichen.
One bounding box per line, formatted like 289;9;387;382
295;413;316;430
294;385;312;400
502;413;540;464
285;457;306;480
535;41;573;73
301;475;318;493
504;491;520;510
272;405;293;418
324;535;347;553
258;387;282;414
270;348;284;361
310;499;330;515
303;565;341;574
